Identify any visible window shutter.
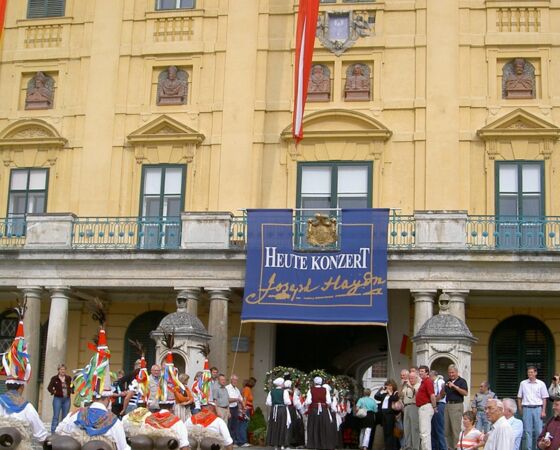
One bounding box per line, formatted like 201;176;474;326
492;327;519;399
27;0;65;19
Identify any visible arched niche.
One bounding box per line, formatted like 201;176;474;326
123;310;167;371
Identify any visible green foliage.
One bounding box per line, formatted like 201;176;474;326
248;407;267;433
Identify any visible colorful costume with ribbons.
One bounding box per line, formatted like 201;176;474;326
144;411;180;429
0;391;28;414
75;407;118;436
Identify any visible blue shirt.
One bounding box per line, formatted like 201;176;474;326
357;396;377;412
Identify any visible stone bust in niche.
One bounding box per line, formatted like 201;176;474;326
157;66;188;105
344;63;370;101
25;71;54;110
308;64;331;102
503;58;535;99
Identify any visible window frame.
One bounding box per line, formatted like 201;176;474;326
26;0;66;19
155;0;196;11
138;164;186;218
495;160;544;218
296;161;373;210
7;168;49;218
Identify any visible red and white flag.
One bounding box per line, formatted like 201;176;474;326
292;0;320;144
0;0;7;43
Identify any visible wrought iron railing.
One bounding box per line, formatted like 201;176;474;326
229;210;416;250
72;216;181;249
466;215;560;250
0;218;26;248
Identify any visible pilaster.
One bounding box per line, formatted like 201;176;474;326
177;287;202;317
411;289;437;335
444;289;469;323
19;287;42;406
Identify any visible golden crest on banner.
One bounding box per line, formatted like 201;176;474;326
306;214;338;247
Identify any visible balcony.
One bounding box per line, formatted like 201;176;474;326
4;211;560;252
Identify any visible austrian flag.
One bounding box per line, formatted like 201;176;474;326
292;0;320;143
0;0;7;43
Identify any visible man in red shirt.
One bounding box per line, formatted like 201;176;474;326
416;365;437;450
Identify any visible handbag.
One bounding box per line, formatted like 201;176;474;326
355;408;367;418
392;400;404;412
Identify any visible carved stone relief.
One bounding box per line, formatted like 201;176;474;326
502;58;535;99
308;64;331;102
25;72;54;110
344;63;370;101
157;66;188;106
316;10;374;56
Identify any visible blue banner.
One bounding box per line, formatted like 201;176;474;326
241;209;389;325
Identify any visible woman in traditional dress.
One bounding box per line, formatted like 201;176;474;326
285;380;305;447
305;376;336;450
266;378;291;449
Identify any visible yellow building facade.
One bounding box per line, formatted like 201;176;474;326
0;0;560;417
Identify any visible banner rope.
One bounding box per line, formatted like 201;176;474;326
230;321;244;378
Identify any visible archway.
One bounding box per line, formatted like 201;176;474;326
123;311;167;372
430;356;454;377
489;315;554;399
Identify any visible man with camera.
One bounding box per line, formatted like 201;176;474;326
518;366;549;450
444;365;468;450
549;374;560;401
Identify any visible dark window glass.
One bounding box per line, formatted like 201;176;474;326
27;0;65;19
155;0;195;10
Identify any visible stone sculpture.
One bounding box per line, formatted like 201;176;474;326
25;71;54;110
344;63;370;101
157;66;188;105
308;64;331;102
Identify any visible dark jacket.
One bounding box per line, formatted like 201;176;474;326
374;389;400;412
47;374;73;397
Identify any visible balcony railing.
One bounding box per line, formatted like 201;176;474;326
0;218;26;248
467;216;560;251
228;210;416;250
72;216;181;250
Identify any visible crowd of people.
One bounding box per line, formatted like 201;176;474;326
262;364;560;450
0;301;249;450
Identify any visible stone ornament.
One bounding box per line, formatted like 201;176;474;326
308;64;331;102
344;63;371;101
25;71;54;110
316;10;374;56
157;66;188;105
502;58;535;99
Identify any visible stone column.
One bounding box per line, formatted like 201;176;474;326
444;289;468;322
41;287;71;421
177;288;202;317
411;290;437;335
207;288;230;373
20;287;42;406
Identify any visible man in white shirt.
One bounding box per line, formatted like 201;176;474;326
484;399;514;450
55;390;130;450
518;366;549;450
226;374;244;446
186;403;233;450
502;398;523;450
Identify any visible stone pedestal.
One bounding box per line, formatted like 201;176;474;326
344;90;370;101
42;287;71;421
182;212;232;250
24;214;75;249
20;287;42;406
414;211;467;249
207;288;230;373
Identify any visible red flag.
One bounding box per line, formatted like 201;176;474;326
292;0;320;144
0;0;7;42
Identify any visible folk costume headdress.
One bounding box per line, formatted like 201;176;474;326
0;298;31;386
129;339;149;405
73;298;113;406
194;343;212;406
157;329;185;405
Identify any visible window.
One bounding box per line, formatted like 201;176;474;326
7;168;48;235
496;161;544;248
297;162;372;210
139;165;185;249
155;0;195;10
27;0;65;19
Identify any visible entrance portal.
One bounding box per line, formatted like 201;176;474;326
275;324;387;380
